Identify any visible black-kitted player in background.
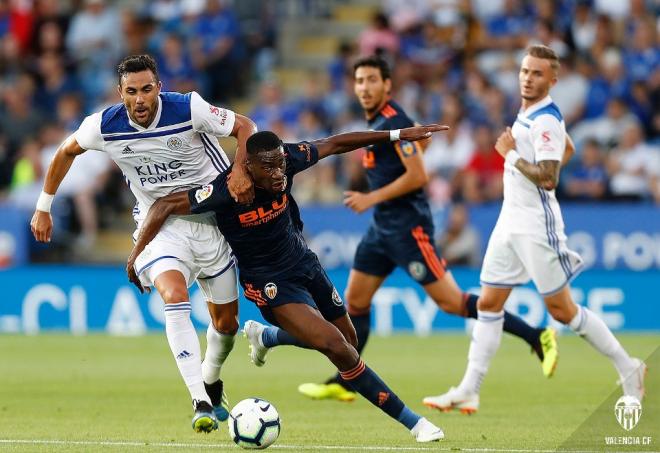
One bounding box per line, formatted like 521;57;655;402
127;126;449;442
299;55;559;406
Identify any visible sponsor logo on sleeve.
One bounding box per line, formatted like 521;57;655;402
194;184;214;203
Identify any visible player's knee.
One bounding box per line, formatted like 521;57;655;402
212;315;239;335
319;336;355;365
477;296;500;312
547;305;572;324
160;286;189;304
344;288;370;312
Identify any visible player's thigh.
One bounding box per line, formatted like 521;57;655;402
306;255;348;321
344;270;386;311
271;303;357;368
543;285;577;324
239;273;316;328
513;233;584;297
479;227;529;290
153;269;190;303
349;228;394;308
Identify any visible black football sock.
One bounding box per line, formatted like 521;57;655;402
339;360;421;430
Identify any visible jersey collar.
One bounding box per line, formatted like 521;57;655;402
126;95;163;131
520;95;552;118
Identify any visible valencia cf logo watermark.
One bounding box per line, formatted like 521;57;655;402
615;396;642;431
604;395;652;447
167;136;183;150
408;261;427;281
264;282;278;300
194;184;213;203
331;287;343;306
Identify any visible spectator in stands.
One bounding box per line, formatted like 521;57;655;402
0;78;43;151
461;124;504;204
250;80;300;131
157;32;198;93
327;41;355;93
608;123;660;201
563;139;608;201
568;0;597;54
424;94;475;205
65;0;123;108
30;0;70;57
623;18;659;83
358;12;399;58
437;204;481;267
572;97;639;150
551;56;589;127
191;0;245;102
35;51;79;114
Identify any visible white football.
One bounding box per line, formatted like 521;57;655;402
228;398;281;449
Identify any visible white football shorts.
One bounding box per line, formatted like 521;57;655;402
480;222;584;296
133;215;238;304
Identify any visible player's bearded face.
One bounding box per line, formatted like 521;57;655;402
519;55;556;103
249;148;287;193
354;66;391;115
118;70;162;127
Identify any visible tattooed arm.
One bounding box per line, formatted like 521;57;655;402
495;127;560;191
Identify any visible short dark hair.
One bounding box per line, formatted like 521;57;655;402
353;55;391;81
246;131;283;156
526;45;560;73
117;54;159;85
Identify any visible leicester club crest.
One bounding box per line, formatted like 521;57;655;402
264;283;278;300
167;136;183;150
615;395;642;431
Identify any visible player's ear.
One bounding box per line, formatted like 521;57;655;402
383;77;392;94
156;80;163;91
117;84;123;101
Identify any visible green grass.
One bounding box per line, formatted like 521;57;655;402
0;333;658;452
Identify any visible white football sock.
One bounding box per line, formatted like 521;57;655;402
569;305;634;376
202;323;236;384
457;310;505;395
164;302;209;404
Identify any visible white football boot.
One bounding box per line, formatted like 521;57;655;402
618;358;647;401
423;386;479;414
411;417;445;442
243;320;269;367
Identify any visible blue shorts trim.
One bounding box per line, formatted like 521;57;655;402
198;259;236;280
479;280;521;288
137;255;179;276
539;262;585;297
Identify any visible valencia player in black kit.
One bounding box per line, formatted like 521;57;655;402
127;126;449;442
298;56;559;407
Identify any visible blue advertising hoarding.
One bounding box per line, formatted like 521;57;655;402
1;266;657;334
302;203;660;271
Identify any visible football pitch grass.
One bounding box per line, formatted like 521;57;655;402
1;333;658;452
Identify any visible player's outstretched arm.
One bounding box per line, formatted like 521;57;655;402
495;127;559;190
228;113;258;204
126;191;191;293
312;124;449;160
31;135;86;243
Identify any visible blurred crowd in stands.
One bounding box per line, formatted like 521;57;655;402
0;0;658;260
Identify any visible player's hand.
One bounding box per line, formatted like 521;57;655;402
399;124;449;142
30;210;53;243
228;165;255;204
126;251;150;294
343;191;376;213
495;127;516;158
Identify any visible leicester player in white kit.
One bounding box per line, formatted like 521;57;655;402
30;55;257;432
423;45;647;414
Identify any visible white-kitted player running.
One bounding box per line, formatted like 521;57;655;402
30;55;257;433
423;45;646;414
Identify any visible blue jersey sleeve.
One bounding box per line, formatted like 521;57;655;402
188;174;231;214
284;142;319;175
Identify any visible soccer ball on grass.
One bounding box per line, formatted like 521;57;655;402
228;398;280;449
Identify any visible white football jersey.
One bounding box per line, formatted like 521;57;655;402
500;95;567;237
74;91;235;224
